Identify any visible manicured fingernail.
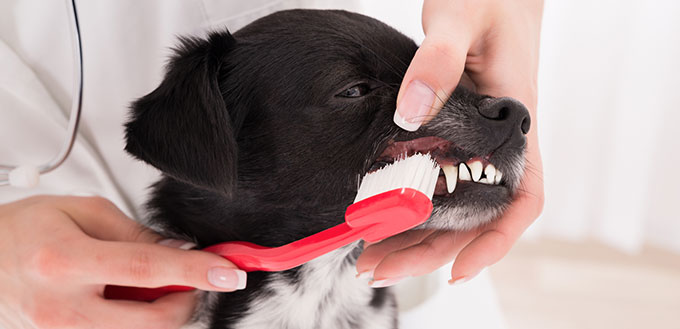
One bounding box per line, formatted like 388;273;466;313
394;80;435;131
448;276;470;286
448;270;481;286
356;269;374;280
369;277;405;288
157;238;196;250
208;267;247;290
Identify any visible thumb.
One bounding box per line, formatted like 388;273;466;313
394;33;468;131
57;196;164;244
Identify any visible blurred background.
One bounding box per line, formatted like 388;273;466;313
361;0;680;328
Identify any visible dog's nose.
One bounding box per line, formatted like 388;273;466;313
477;97;531;147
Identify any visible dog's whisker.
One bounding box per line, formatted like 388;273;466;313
345;40;407;81
359;39;411;73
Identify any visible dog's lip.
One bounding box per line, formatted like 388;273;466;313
375;136;460;166
373;136;489;168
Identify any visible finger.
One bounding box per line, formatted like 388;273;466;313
394;33;468;131
450;138;544;282
56;196;163;243
94;291;197;329
465;18;543;109
72;240;243;292
355;229;432;275
372;229;477;281
467;44;539;110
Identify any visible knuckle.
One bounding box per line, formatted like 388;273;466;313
29;245;71;280
127;250;156;283
84;195;115;211
422;39;461;61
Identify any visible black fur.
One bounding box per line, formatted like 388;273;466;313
126;32;239;196
125;9;529;329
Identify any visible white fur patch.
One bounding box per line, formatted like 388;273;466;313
229;244;395;329
426;206;502;231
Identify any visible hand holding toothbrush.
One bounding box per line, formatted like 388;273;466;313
360;0;545;285
0;196;243;329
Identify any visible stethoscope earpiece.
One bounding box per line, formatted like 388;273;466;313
8;166;40;188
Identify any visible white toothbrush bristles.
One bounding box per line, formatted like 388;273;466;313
354;153;440;203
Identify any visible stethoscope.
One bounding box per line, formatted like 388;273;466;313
0;0;83;188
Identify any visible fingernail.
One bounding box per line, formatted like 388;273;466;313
394;80;435;131
157;238;196;250
207;267;247;290
448;276;470;286
448;270;481;286
369;277;405;288
356;269;374;280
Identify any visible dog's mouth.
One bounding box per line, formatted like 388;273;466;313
369;136;505;197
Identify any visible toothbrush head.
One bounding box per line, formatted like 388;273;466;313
347;154;440;242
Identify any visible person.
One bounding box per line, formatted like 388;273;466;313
357;0;545;287
0;0;543;328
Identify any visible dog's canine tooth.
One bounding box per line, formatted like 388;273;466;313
442;164;458;193
494;170;503;184
468;160;483;182
459;163;472;181
484;164;497;184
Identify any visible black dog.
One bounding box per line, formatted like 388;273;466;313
125;9;529;329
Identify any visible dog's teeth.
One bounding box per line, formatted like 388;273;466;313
442;164;458;193
484;164;497;184
479;178;491;184
459;163;472;181
468;161;483;182
494;170;503;185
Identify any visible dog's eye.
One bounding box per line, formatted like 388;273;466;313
337;84;371;98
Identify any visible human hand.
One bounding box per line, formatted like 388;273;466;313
359;0;544;286
0;196;245;329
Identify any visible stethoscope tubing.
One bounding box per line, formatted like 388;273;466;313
0;0;83;186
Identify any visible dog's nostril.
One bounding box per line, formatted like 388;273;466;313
520;116;531;135
478;97;531;135
478;103;509;121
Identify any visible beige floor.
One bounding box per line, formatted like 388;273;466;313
488;239;680;329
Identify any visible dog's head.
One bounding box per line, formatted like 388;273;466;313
125;9;529;238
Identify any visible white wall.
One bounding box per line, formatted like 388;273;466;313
529;0;680;253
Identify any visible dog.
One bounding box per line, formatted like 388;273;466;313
124;9;530;329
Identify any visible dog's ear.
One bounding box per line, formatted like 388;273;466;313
125;31;239;196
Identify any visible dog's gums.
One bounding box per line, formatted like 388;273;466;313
369;136;506;196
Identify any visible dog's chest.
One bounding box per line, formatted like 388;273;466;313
226;246;396;329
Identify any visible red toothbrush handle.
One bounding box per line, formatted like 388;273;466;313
104;225;365;301
103;284;194;302
104;188;432;302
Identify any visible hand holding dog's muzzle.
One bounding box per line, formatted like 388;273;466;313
375;0;545;286
394;0;544;131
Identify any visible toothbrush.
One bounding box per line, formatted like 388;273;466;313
104;154;440;301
